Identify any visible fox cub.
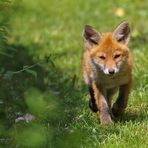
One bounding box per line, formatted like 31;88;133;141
82;21;132;125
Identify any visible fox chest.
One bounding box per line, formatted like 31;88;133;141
96;72;129;89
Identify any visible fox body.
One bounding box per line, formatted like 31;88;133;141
82;22;132;125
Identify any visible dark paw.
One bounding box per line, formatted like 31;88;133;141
112;103;124;117
89;99;98;113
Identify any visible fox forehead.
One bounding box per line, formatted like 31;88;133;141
90;33;128;56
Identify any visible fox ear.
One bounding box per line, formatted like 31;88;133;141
83;25;101;50
113;21;130;45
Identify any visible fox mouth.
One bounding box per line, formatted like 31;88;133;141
104;72;115;77
108;74;116;79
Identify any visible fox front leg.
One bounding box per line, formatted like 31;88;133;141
88;86;98;112
92;82;113;125
112;82;131;117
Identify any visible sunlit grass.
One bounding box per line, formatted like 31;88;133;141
0;0;148;147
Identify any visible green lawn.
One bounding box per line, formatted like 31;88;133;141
0;0;148;147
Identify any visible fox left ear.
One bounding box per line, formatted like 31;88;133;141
83;25;101;50
113;21;130;45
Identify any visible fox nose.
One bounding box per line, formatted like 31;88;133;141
108;69;115;75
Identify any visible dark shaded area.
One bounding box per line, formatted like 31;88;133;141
0;43;47;123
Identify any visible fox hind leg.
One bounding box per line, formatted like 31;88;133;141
112;83;131;117
107;88;117;108
107;88;118;118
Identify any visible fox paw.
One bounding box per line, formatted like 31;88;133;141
112;103;124;117
100;114;113;125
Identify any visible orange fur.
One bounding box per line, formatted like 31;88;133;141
82;22;132;125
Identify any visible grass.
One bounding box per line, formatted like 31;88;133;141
0;0;148;147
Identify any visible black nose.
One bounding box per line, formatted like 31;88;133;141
108;69;115;75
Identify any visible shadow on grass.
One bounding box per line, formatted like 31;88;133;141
0;43;47;124
114;107;147;123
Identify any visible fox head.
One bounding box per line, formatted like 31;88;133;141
83;21;131;75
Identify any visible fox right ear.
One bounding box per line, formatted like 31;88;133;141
83;25;101;50
113;21;130;45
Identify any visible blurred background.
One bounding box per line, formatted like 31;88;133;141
0;0;148;147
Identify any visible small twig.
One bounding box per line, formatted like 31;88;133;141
12;61;42;75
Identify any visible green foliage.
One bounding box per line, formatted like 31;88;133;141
0;0;148;147
25;88;47;116
12;123;48;147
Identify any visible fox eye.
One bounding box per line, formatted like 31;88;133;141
114;54;121;59
99;55;106;60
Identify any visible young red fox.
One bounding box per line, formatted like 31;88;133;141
82;21;132;125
